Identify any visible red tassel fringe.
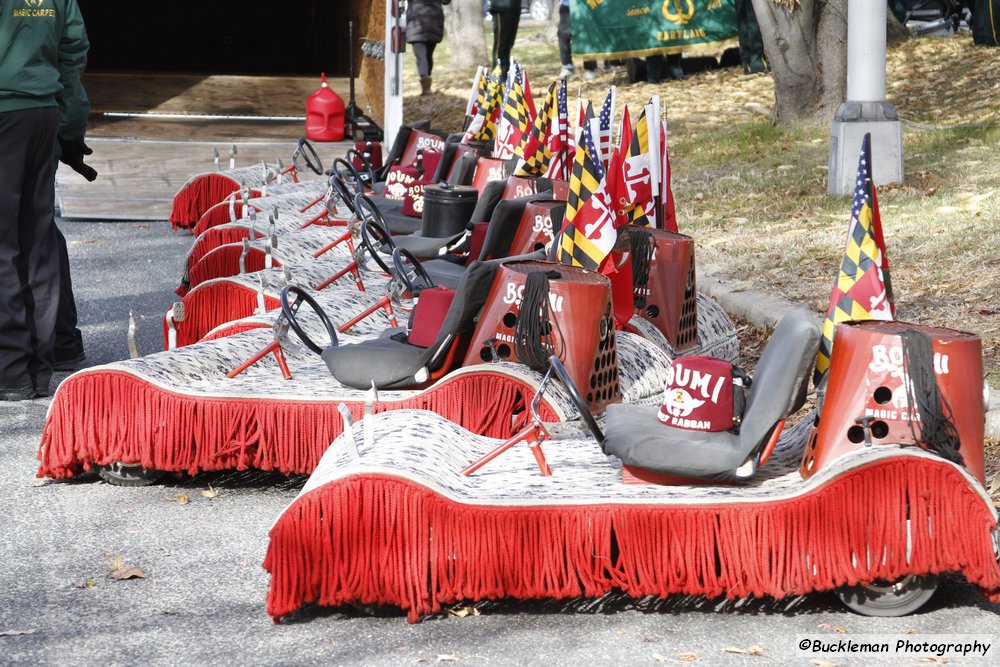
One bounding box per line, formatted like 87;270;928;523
188;228;266;273
192;197;261;237
169;174;242;231
263;458;1000;623
37;370;553;480
188;247;272;290
163;282;280;349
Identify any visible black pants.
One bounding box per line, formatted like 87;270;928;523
54;224;83;360
411;41;437;78
0;107;61;392
491;6;521;77
557;5;572;66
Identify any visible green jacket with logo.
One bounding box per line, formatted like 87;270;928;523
0;0;90;139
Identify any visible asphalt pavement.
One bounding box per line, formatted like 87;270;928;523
0;218;997;667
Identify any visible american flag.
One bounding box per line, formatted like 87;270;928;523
545;80;569;181
592;87;616;169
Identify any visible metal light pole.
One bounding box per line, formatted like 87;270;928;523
383;0;405;149
828;0;904;195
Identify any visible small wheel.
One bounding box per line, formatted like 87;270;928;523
293;138;323;175
548;355;604;444
346;148;378;187
392;247;435;294
836;574;938;617
329;174;357;215
332;156;367;194
280;285;338;355
97;462;164;487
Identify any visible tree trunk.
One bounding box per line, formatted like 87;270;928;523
445;0;488;71
752;0;847;127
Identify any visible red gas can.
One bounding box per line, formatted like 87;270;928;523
306;73;345;142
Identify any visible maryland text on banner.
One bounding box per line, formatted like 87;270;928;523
571;0;738;59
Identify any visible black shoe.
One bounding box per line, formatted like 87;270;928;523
53;350;87;372
0;385;36;401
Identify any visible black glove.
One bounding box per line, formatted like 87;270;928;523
59;137;98;182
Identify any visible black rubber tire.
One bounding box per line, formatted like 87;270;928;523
548;355;605;444
392;247;435;294
97;462;165;487
280;285;338;355
836;574;938;617
294;138;323;175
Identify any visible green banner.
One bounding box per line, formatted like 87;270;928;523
571;0;738;59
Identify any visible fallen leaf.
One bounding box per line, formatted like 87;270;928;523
905;628;921;635
72;579;96;589
436;655;459;662
724;646;765;656
834;626;848;634
677;652;700;662
817;623;833;629
165;494;190;505
200;485;219;499
0;629;37;637
446;606;479;618
980;307;1000;315
107;555;146;580
109;566;146;581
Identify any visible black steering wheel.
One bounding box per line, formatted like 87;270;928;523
293;138;323;175
359;215;395;275
328;174;356;216
332;156;367;194
391;247;435;294
548;355;605;445
346;148;378;187
279;285;338;355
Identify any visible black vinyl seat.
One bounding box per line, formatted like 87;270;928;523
603;305;821;481
321;259;503;390
419;188;551;289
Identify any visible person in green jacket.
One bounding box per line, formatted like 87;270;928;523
0;0;95;400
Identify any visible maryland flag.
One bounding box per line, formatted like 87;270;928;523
558;102;622;270
465;66;487;117
619;105;657;228
512;80;567;178
494;62;535;160
815;133;894;383
461;64;503;144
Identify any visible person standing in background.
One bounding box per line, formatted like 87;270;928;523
0;0;95;400
406;0;452;96
489;0;521;78
557;1;601;81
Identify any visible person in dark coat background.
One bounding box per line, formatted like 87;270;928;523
0;0;95;401
406;0;452;96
